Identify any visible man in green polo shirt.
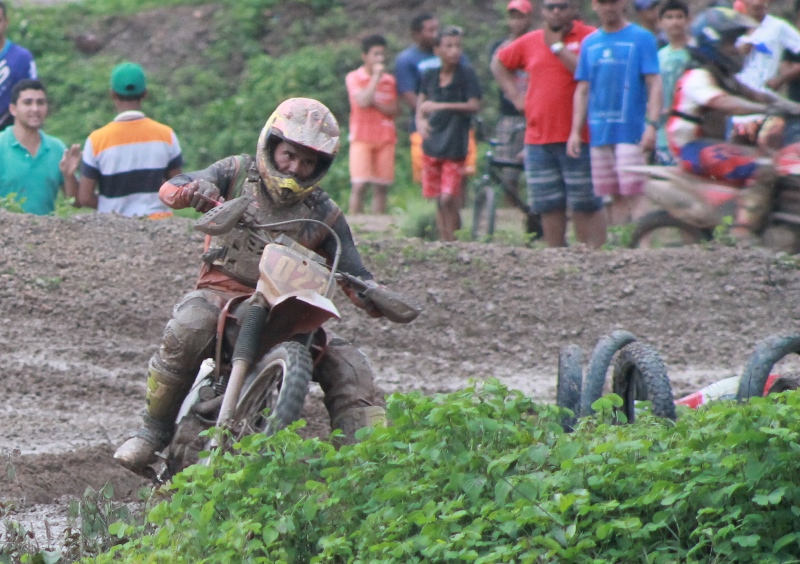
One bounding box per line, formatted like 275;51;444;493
0;79;80;215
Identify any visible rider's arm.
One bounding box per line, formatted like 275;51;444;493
318;214;373;281
706;93;770;115
159;156;241;209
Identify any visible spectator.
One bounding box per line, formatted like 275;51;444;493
492;0;606;248
567;0;663;227
488;0;534;205
0;1;37;131
655;0;690;165
345;34;398;215
395;13;476;187
77;62;182;217
416;26;481;241
782;1;800;106
634;0;668;48
0;79;80;215
731;0;800;141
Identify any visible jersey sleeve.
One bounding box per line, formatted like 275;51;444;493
395;51;419;95
496;36;526;72
463;65;483;100
780;20;800;55
80;138;100;180
166;130;183;170
684;69;726;106
640;30;660;75
574;37;591;82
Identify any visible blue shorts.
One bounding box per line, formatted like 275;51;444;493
524;143;602;214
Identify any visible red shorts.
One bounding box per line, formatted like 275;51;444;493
421;155;464;199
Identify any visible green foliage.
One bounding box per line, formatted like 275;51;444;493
0;193;26;214
602;223;635;249
712;215;738;247
92;382;800;563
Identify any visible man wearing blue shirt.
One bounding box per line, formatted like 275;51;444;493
0;80;80;215
0;1;37;131
567;0;662;226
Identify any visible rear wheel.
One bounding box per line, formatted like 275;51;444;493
629;210;712;248
611;342;676;423
471;184;496;240
233;341;313;440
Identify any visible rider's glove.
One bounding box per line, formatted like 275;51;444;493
341;279;384;319
184;179;221;212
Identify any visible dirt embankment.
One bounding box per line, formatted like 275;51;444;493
1;209;799;544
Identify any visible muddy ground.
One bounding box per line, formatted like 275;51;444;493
1;208;799;552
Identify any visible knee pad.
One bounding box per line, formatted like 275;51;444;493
157;291;223;374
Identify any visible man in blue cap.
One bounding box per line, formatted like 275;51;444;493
77;62;183;217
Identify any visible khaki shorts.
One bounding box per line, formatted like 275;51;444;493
349;140;395;185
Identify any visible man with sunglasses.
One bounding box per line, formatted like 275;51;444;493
567;0;663;227
492;0;606;248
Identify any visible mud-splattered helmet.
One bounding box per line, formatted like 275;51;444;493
691;7;757;74
256;98;340;206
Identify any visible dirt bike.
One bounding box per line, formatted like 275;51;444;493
152;196;421;483
625;121;800;251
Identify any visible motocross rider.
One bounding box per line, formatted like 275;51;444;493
115;98;394;475
665;7;800;232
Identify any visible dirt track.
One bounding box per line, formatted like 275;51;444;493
2;209;800;548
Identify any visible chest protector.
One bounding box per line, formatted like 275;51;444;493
207;156;341;287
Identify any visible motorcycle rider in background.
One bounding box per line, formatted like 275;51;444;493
665;7;800;234
115;98;397;475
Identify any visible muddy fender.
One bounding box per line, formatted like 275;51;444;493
580;330;637;417
737;334;800;401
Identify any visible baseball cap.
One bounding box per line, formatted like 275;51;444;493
507;0;533;14
110;62;147;96
634;0;659;9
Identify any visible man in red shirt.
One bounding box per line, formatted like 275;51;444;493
345;34;398;215
491;0;606;248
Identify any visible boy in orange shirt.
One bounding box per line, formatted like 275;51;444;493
345;34;399;214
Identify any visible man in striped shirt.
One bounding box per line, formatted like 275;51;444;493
77;62;182;217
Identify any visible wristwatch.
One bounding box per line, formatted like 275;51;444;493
645;118;658;128
550;41;565;54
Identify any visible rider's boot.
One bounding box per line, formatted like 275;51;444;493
114;360;190;474
331;406;386;446
735;164;778;235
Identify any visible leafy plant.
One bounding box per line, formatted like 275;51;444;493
90;382;800;563
0;194;26;214
712;215;737;247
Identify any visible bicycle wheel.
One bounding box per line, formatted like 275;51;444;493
234;341;313;440
611;342;676;423
471;184;496;240
629;210;712;249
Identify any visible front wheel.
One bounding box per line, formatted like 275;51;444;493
471;184;496;240
629;210;712;248
233;341;313;440
611;342;676;423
